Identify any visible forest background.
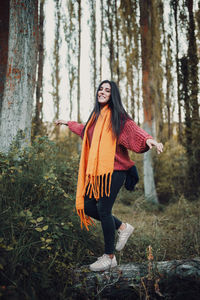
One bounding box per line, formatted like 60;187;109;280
0;0;200;299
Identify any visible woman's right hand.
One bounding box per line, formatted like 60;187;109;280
55;119;68;126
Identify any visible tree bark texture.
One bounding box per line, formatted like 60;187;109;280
88;0;97;100
186;0;200;198
52;0;61;140
99;0;103;82
73;258;200;299
0;0;38;153
33;0;44;137
0;0;9;116
77;0;81;123
105;0;114;81
64;0;76;121
166;34;173;140
139;0;158;204
114;0;120;86
172;0;182;143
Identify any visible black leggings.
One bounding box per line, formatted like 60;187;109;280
84;170;126;254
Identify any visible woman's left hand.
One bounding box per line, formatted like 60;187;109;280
146;139;164;154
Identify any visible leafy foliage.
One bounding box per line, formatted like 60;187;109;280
154;140;187;203
0;137;102;299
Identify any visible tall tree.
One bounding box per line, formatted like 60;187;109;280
139;0;160;204
114;0;120;86
171;0;183;142
64;0;76;121
63;0;81;123
195;1;200;41
88;0;97;100
0;0;9;116
52;0;61;139
77;0;81;122
186;0;200;198
180;56;190;154
105;0;114;80
119;0;132;112
119;0;140;119
165;34;173;139
0;0;38;153
33;0;45;137
151;0;164;139
99;0;104;82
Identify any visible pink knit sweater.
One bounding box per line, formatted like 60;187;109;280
67;119;153;170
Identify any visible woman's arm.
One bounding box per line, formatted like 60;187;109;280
55;119;84;138
118;119;163;154
146;138;163;154
55;119;68;126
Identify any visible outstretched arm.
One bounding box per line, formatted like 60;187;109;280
146;138;164;154
55;119;68;126
55;119;84;138
119;119;164;154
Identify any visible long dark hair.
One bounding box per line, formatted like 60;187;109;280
81;80;131;139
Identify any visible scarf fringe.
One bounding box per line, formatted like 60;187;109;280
77;209;95;231
85;172;113;200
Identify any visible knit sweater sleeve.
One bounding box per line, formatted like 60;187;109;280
67;121;84;138
118;119;153;153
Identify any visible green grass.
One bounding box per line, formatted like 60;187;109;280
112;190;200;263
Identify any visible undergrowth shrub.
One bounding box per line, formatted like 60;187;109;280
0;137;102;300
118;139;187;206
0;136;199;299
154;140;187;203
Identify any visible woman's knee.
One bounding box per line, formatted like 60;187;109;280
97;203;111;219
84;197;100;220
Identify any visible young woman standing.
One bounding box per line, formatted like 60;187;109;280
55;80;163;272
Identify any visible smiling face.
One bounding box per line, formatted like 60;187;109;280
97;82;111;105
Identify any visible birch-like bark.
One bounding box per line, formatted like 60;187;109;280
0;0;38;153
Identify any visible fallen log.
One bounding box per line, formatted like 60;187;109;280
72;257;200;299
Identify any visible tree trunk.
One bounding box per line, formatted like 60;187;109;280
180;56;191;157
114;0;120;86
88;0;97;100
73;258;200;299
105;0;114;80
0;0;38;153
64;0;76;121
0;0;9;116
166;34;173;140
139;0;158;204
99;0;103;82
52;0;61;140
77;0;81;123
171;0;182;143
33;0;44;138
186;0;200;198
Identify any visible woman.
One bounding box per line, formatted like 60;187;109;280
55;80;163;272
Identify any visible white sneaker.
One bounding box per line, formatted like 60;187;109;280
89;254;117;272
115;223;134;251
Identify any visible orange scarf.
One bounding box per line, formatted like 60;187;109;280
76;105;117;230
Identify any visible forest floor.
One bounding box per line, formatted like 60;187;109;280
1;138;199;300
96;189;200;264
